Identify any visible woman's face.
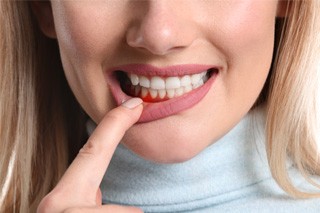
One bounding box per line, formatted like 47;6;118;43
37;0;283;163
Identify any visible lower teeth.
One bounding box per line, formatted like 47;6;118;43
117;69;215;102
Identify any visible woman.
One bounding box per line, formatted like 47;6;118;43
0;0;320;212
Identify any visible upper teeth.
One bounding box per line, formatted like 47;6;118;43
128;71;208;90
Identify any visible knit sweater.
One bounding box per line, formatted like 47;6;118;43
96;107;320;212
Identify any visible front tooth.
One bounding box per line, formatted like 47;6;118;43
175;87;184;97
141;87;148;98
191;73;202;85
167;89;175;98
149;89;158;99
150;76;165;90
159;89;166;99
139;76;150;88
130;74;139;86
180;75;191;87
166;77;181;89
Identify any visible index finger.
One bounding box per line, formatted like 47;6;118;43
54;98;143;201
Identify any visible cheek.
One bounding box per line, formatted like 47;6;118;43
212;2;276;101
51;3;123;120
52;4;117;62
215;2;276;61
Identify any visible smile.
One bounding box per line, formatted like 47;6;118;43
117;69;215;102
106;64;219;122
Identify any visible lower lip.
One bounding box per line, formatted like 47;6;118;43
106;72;218;123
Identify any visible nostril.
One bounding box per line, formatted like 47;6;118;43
126;27;144;47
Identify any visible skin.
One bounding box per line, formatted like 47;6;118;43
32;0;286;211
37;98;144;212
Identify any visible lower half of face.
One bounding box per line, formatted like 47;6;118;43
52;0;278;163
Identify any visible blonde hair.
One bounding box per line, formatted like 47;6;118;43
0;1;87;212
0;0;319;212
266;0;320;197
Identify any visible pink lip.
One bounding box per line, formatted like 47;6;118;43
112;64;216;77
105;64;219;123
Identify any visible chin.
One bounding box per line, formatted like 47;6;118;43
121;137;205;164
120;118;212;164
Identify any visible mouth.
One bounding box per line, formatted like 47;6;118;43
106;64;219;122
116;68;217;103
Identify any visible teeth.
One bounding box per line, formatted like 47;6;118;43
166;77;181;89
192;79;204;89
180;75;191;87
134;86;141;96
167;89;175;98
139;76;150;88
141;87;148;98
149;89;158;99
191;73;202;85
150;76;165;90
184;85;193;93
159;89;166;99
130;74;139;86
175;87;184;97
126;70;212;101
202;74;208;82
129;71;207;90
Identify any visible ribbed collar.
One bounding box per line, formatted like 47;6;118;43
89;106;275;212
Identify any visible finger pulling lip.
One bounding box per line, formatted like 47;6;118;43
105;64;220;123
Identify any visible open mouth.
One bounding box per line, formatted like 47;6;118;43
115;68;218;103
106;64;220;122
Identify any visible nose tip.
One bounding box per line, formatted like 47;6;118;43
125;2;196;56
126;25;181;56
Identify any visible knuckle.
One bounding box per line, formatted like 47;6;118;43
79;139;98;157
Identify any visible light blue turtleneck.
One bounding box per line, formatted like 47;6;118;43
97;107;320;212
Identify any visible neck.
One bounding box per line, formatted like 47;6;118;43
98;106;274;211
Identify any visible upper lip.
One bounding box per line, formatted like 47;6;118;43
109;64;221;77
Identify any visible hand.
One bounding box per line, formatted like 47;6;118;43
37;98;144;213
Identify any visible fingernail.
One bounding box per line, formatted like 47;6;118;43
121;98;143;109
